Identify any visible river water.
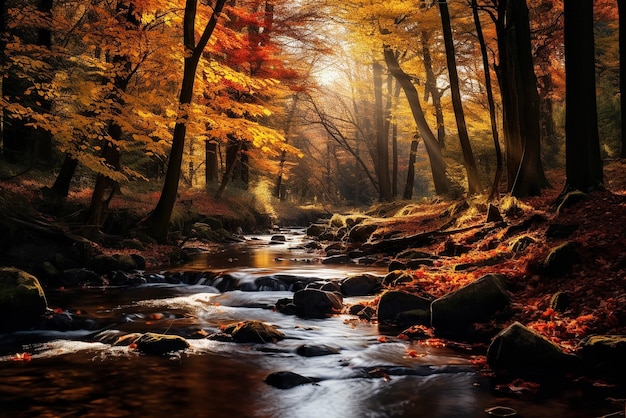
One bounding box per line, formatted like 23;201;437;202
0;230;622;417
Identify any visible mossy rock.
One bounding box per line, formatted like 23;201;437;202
377;290;432;323
117;254;137;271
544;242;580;276
134;332;190;355
431;274;509;337
579;335;626;378
0;267;48;331
230;320;286;343
487;322;580;377
556;190;588;215
348;223;379;243
121;239;145;251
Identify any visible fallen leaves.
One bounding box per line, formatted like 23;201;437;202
11;352;32;362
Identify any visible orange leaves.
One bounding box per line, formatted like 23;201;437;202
11;352;32;362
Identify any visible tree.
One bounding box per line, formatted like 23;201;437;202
403;135;420;199
471;0;502;199
374;60;393;201
563;0;603;192
384;47;450;195
144;0;227;241
493;0;549;197
438;0;481;195
618;0;626;158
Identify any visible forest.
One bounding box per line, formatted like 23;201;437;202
1;0;626;417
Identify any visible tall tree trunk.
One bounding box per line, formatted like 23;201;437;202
145;0;226;242
50;154;78;197
563;0;603;191
385;77;401;198
392;122;398;198
215;140;242;198
374;61;392;201
1;0;7;150
403;137;420;200
472;0;502;200
497;0;548;197
618;0;626;159
438;0;481;195
421;30;446;148
384;47;449;195
205;140;219;186
275;94;300;199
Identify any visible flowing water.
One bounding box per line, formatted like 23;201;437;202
0;230;623;417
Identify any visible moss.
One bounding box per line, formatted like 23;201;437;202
0;267;48;331
544;241;580;276
329;213;346;228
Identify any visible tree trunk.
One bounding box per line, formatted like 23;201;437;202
275;95;299;199
403;137;420;200
618;0;626;159
215;140;242;198
421;30;446;148
438;0;482;195
50;155;79;198
563;0;603;191
497;0;549;197
472;0;502;200
205;140;219;186
383;47;449;195
145;0;226;241
374;61;392;201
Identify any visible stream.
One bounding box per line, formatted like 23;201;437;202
0;229;622;417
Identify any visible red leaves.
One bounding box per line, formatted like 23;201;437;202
495;379;541;397
11;352;32;362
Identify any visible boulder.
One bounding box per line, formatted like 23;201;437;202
544;242;580;276
60;268;105;287
395;309;431;329
579;335;626;378
90;254;121;274
121;239;145;251
117;254;137;271
296;344;340;357
341;274;382;296
388;260;407;271
382;270;413;286
265;371;317;389
487;322;580;377
348;223;378;243
230;320;285;343
133;332;190;355
0;267;48;331
377;290;432;323
270;235;287;243
306;224;327;237
293;288;343;318
431;274;509;337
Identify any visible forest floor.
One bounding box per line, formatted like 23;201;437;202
353;159;626;355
